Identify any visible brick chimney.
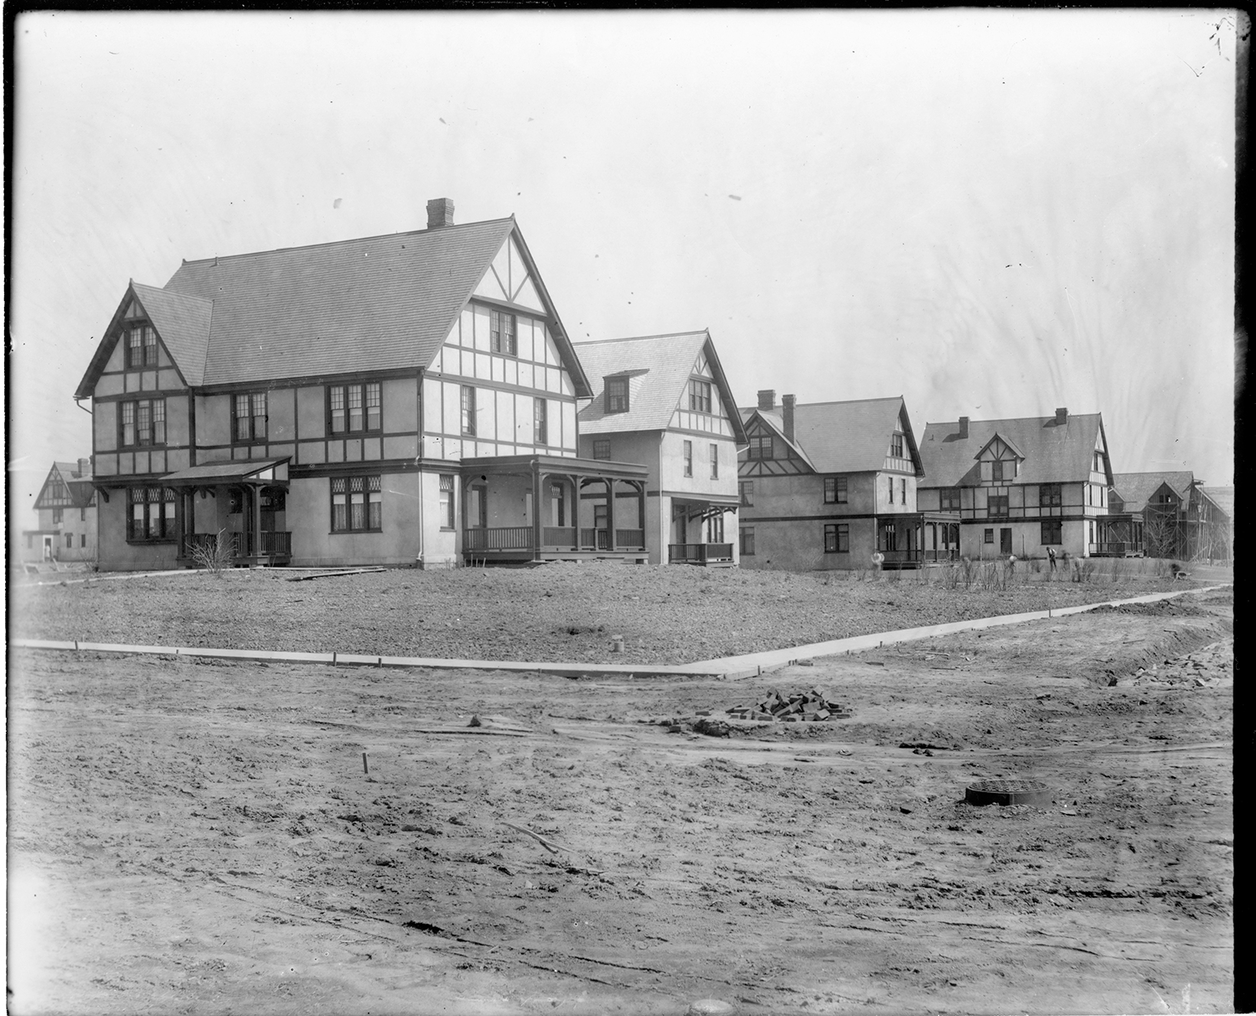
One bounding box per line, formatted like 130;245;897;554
426;197;455;229
77;457;91;477
958;416;969;439
1055;407;1068;426
782;394;796;443
757;389;776;410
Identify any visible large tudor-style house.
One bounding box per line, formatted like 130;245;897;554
574;331;747;566
917;408;1133;560
21;459;98;563
736;392;946;570
75;199;672;570
1110;471;1230;562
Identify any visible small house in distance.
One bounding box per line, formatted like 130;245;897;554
736;393;940;570
1111;471;1231;562
574;331;747;565
918;408;1135;560
22;459;97;564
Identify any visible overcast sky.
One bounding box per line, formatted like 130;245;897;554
9;9;1238;522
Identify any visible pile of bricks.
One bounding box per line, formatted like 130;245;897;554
725;689;851;723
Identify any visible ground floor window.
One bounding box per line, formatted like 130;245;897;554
128;486;176;541
824;523;849;553
331;475;382;532
1041;520;1062;545
439;474;455;529
66;533;73;549
81;534;87;548
984;528;994;545
740;526;754;556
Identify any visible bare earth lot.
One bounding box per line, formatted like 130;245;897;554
7;582;1232;1015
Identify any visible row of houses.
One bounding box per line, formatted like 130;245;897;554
27;200;1232;571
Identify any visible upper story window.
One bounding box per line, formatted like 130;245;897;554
940;487;960;511
1039;483;1062;507
824;476;848;504
491;309;517;356
991;459;1009;482
607;377;629;413
234;392;268;443
748;435;773;459
1093;450;1103;472
890;433;905;458
534;398;548;445
125;324;158;369
52;508;63;524
689;379;713;413
328;382;381;435
592;439;611;460
898;478;906;504
460;385;476;437
739;480;754;506
683;440;693;477
710;443;719;479
989;495;1009;518
121;398;166;447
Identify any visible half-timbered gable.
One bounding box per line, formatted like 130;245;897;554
23;459;98;563
575;330;747;565
919;408;1128;560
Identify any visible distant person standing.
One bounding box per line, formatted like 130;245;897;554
1047;547;1057;572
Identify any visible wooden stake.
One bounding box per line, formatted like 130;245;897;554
362;752;369;775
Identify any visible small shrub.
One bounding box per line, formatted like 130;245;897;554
191;529;235;575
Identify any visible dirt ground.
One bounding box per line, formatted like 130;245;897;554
7;588;1233;1015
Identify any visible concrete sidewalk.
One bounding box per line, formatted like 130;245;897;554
9;584;1229;680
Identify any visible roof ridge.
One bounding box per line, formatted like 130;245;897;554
574;330;707;346
924;412;1102;427
176;216;516;268
794;395;903;409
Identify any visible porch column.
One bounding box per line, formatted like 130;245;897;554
606;477;616;551
638;482;646;552
532;462;543;562
251;483;263;564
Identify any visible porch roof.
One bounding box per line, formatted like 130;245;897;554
160;457;291;486
668;491;741;507
461;454;649;481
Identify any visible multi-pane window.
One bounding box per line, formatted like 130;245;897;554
328;382;381;434
550;484;567;527
739;481;754;507
706;513;724;543
460;386;476;436
989;495;1009;518
991;459;1013;482
710;443;719;479
824;523;849;553
689;379;712;413
535;398;548;445
890;433;905;458
331;475;382;532
592;439;611;460
1041;520;1062;545
740;526;755;556
125;324;158;369
128;487;176;541
939;487;961;511
490;309;517;355
898;478;907;505
607;377;629;413
439;474;455;529
683;440;693;478
52;508;63;524
1039;483;1062;508
748;436;773;459
984;528;994;545
824;476;848;504
887;476;894;503
121;398;166;447
234;392;267;442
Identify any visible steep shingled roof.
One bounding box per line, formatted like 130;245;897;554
131;283;214;386
576;331;747;443
920;413;1108;487
1111;471;1197;513
1200;485;1233;521
741;397;922;476
35;461;96;510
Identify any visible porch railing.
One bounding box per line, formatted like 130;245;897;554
1094;540;1145;557
464;526;647;555
543;526;577;548
668;542;734;564
180;531;291;562
580;528;609;550
463;526;533;552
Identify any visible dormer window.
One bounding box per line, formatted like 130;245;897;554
607;377;629;413
976;434;1023;484
125;324;158;369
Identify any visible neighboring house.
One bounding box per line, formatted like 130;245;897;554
1111;472;1232;562
737;392;937;570
1200;485;1234;563
73;198;651;570
574;331;747;566
22;459;97;563
918;407;1130;560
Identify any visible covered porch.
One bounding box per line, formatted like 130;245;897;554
163;458;292;568
461;454;650;565
667;495;738;566
878;512;961;569
1093;513;1146;557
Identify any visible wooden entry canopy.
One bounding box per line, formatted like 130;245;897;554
461;453;649;563
160;457;291;566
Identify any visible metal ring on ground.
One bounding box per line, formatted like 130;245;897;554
965;778;1053;807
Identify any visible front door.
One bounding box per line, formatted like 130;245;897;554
1000;528;1013;555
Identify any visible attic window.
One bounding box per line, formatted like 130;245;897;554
607;377;629;413
890;433;905;458
689;379;712;413
126;324;158;369
491;309;516;356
